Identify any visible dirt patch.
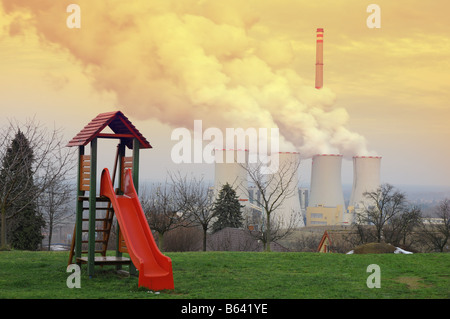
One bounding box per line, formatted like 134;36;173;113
394;277;432;290
352;242;396;254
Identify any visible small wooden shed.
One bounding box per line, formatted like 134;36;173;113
317;230;333;253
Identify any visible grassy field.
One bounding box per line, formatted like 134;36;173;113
0;250;449;299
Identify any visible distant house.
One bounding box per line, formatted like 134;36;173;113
201;227;290;252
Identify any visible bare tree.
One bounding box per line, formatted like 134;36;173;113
239;155;301;252
0;118;74;250
37;171;74;250
170;172;215;251
355;183;421;244
419;199;450;252
140;180;185;251
383;205;421;247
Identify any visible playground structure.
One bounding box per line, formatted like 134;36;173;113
67;111;174;290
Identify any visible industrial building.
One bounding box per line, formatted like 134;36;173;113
304;154;382;227
213;150;381;229
306;154;346;226
213;152;381;228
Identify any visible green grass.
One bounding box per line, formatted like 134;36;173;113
0;250;449;299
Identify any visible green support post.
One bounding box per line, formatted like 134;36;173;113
88;138;97;277
115;142;125;270
128;138;140;276
132;138;140;192
75;146;85;264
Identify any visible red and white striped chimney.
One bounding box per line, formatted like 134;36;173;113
315;28;324;89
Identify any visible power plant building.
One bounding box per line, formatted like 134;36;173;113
306;154;346;226
213;150;382;228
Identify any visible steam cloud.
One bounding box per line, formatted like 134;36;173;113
2;0;374;158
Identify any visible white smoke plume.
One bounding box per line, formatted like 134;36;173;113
2;0;374;158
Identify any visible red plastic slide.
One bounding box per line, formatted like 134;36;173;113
100;168;174;291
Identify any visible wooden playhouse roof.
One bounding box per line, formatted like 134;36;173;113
67;111;152;149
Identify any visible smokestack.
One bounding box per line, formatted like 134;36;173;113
308;154;345;212
214;149;249;204
268;152;305;228
349;156;382;211
315;28;324;89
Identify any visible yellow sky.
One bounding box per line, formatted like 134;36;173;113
0;0;449;187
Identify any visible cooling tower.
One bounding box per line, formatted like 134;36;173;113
268;152;305;228
349;156;382;210
315;28;324;89
308;154;345;212
214;149;249;204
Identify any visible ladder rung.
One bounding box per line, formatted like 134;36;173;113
81;240;107;244
81;229;109;233
82;218;111;222
78;196;111;202
82;207;114;211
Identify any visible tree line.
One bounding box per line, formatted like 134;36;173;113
140;157;303;252
141;177;450;253
140;174;245;252
352;183;450;252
